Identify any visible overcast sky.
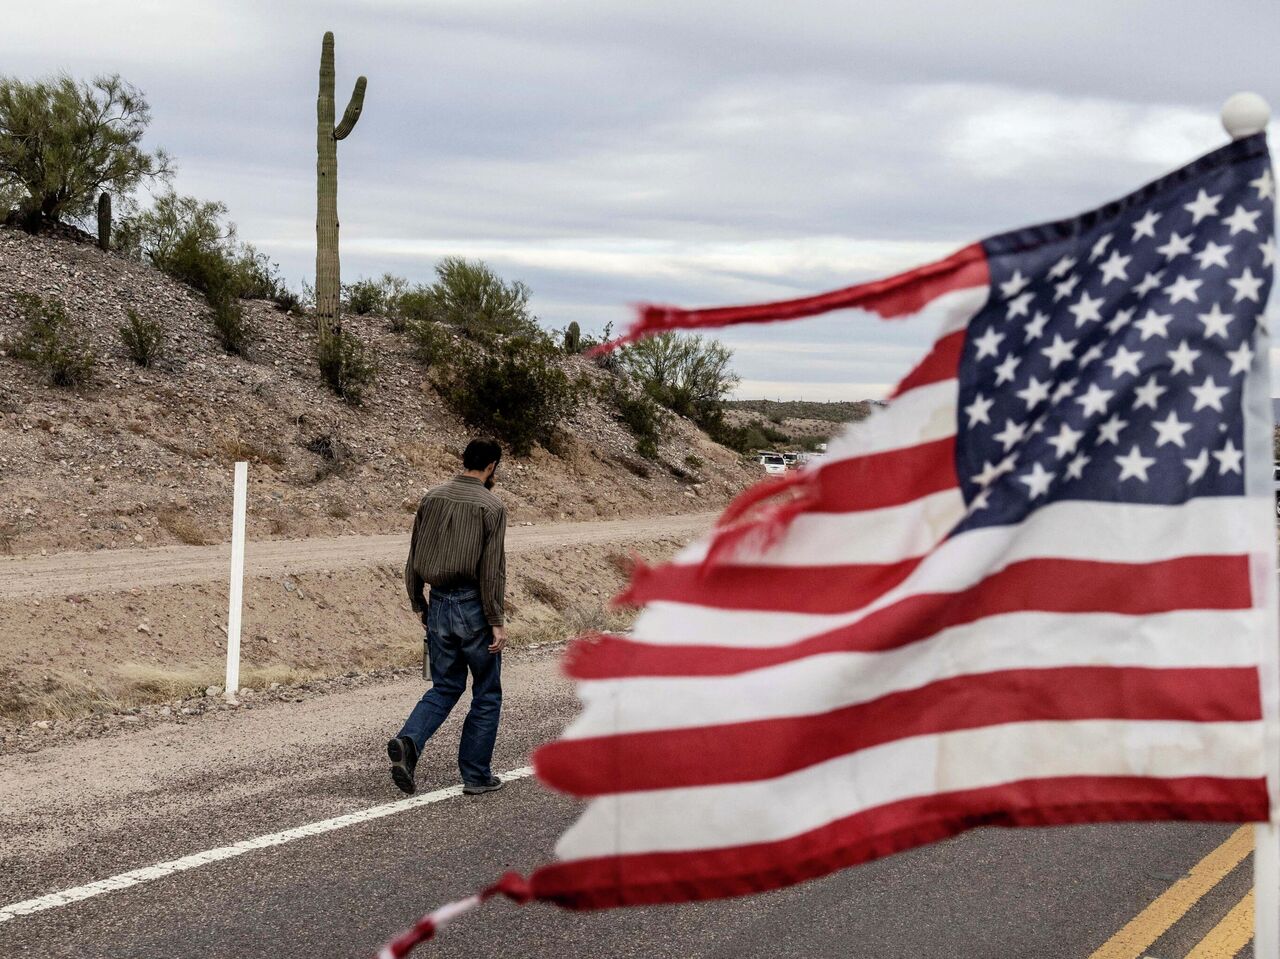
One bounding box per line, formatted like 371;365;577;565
4;1;1279;398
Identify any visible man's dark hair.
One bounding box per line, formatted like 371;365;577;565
462;437;503;471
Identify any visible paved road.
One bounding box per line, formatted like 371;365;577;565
0;646;1260;959
0;513;716;599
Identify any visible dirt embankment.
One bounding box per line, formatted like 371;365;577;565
0;225;755;557
0;514;709;744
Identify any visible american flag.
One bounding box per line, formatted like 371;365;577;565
528;133;1279;909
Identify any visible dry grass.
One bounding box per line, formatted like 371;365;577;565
606;550;636;577
214;434;285;468
158;509;211;546
326;500;352;520
522;575;567;611
0;522;16;555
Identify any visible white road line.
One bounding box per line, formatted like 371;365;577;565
0;765;535;924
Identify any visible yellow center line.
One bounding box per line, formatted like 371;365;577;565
1185;890;1255;959
1088;825;1254;959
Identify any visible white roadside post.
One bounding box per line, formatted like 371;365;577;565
224;461;249;704
1222;91;1279;959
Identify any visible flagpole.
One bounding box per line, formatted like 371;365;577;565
1222;90;1280;959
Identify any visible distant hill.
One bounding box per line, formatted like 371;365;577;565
725;399;876;424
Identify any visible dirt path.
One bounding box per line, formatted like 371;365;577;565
0;513;715;600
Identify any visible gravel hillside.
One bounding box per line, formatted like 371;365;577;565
0;226;754;556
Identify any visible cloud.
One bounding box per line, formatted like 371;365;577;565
1;0;1276;398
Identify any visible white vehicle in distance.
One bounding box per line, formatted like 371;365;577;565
782;452;800;468
757;452;787;475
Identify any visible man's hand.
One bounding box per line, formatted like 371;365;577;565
417;607;429;629
489;626;507;654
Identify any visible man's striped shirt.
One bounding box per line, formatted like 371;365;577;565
405;475;507;626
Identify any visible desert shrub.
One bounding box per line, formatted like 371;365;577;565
707;418;769;455
211;297;251;356
407;318;453;368
399;258;538;339
0;73;172;232
344;273;407;322
621;332;738;432
119;190;295;315
118;308;164;367
523;576;568;611
4;293;95;387
684;454;704;470
435;334;582;456
317;329;376;404
609;384;669;460
758;420;789;445
158;508;209;546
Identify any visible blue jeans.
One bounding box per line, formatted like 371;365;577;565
398;586;502;784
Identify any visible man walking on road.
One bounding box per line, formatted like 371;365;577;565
388;437;508;796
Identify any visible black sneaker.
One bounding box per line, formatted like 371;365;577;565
387;736;418;795
462;775;504;795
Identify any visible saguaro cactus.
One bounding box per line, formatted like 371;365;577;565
315;31;367;347
564;321;581;353
96;192;111;251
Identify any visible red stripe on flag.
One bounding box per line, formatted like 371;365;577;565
529;775;1269;910
622;554;923;614
535;666;1261;796
618;244;988;344
892;330;965;397
814;436;958;513
567;554;1253;678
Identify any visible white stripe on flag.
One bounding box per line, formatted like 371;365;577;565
674;489;966;567
555;719;1266;859
564;608;1267;738
631;497;1262;647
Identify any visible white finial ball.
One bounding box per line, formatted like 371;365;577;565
1221;92;1271;139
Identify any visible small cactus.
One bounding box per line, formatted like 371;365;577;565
315;31;367;348
97;192;111;251
563;321;581;353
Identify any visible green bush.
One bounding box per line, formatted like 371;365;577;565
609;383;669;460
620;332;738;432
343;273;407;322
406;318;454;369
0;73;172;232
317;329;376;404
684;454;704;470
4;294;95;386
118;308;164;367
399;258;538;340
211;297;251;356
435;334;582;456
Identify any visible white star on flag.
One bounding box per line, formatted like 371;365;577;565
1156;233;1193;260
1019;462;1055;498
1197;303;1234;339
1167;340;1201;376
1184;448;1210;482
1115;445;1156;482
1222;205;1261;235
1131;209;1161;240
1194;241;1232;270
1089;233;1113;261
999;270;1031;298
1015;377;1051;409
994;354;1021;385
1075;383;1113;417
1041;334;1076;369
1151;411;1192;448
973;327;1004;359
1006;291;1034;319
1134;271;1164;296
1046;423;1084;458
993;419;1027;451
1190;376;1230;412
1105;344;1144;379
965;393;993;426
1226;342;1254;376
1132;377;1167;411
1068;292;1105;326
1250;169;1274;200
1229;267;1264;303
1165;275;1202;304
1098;250;1132;284
1134;309;1173;340
1183;189;1222;223
1065;452;1090;480
1261;238;1277;268
1054;275;1080;302
1047;255;1077;279
1024;312;1050;342
1097;414;1128;445
1213;439;1244;475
